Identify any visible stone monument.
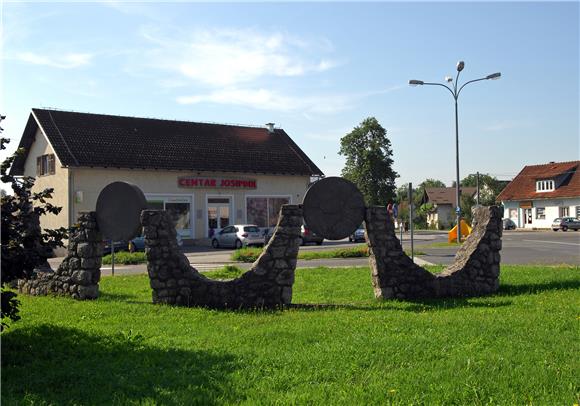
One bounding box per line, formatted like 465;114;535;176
304;177;503;299
142;205;302;308
18;181;148;300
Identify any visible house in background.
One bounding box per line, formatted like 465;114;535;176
497;161;580;229
420;187;477;229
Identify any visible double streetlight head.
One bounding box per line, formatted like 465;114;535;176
408;61;501;88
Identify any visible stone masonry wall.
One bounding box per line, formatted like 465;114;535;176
367;205;503;299
141;205;302;309
18;212;103;300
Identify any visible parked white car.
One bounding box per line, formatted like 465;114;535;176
211;225;264;249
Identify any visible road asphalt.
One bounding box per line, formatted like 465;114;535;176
47;229;579;277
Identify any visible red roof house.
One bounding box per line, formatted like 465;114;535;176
497;161;580;229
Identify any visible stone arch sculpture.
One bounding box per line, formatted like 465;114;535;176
143;177;502;309
303;177;503;300
141;205;302;308
365;205;502;299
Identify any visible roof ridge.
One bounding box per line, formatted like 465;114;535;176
32;107;278;131
522;160;579;169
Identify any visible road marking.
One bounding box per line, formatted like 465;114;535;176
522;239;580;246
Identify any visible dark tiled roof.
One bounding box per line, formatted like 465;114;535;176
424;187;477;205
496;161;579;202
11;108;324;177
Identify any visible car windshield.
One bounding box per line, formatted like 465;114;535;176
244;226;260;232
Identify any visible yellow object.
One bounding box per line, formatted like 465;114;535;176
448;220;472;243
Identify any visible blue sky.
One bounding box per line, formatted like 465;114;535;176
1;1;578;187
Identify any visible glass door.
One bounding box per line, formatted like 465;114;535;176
208;197;231;238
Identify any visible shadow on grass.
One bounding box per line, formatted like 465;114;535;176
499;279;580;296
98;291;144;302
289;299;513;313
1;324;241;405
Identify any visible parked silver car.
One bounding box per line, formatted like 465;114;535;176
551;217;580;232
211;225;264;249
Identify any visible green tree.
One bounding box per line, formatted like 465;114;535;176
460;194;476;225
1;117;67;330
461;173;503;206
339;117;399;205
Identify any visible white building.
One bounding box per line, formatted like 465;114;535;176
10;109;324;243
497;161;580;229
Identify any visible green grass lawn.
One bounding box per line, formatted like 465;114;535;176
2;265;579;405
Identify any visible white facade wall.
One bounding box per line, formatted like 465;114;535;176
22;129;70;231
69;167;310;240
502;198;580;229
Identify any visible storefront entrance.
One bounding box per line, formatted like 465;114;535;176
523;208;532;226
207;197;232;238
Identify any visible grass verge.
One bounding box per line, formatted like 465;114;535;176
232;245;424;262
102;252;147;265
2;265;578;404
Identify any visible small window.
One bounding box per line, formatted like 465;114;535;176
36;154;56;176
559;207;569;217
536;207;545;220
536;179;554;192
576;206;580;218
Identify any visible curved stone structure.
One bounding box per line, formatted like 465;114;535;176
367;205;502;299
18;212;103;300
141;205;302;309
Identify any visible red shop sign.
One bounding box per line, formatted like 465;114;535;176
178;177;257;189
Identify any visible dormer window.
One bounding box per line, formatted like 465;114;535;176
536;179;554;192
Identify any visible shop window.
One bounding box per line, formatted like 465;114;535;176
535;207;545;220
36;154;55;176
246;196;290;227
146;197;192;237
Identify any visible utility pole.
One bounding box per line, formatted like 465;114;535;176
476;171;480;206
408;183;414;261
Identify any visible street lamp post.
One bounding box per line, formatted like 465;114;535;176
409;61;500;243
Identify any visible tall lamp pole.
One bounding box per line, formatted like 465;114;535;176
409;61;500;243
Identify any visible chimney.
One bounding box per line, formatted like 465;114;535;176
265;123;275;133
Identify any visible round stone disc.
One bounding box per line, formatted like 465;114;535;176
302;177;365;240
96;182;147;241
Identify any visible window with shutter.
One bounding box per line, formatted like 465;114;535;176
36;156;41;176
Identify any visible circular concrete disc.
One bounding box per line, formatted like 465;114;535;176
302;177;365;240
96;182;147;241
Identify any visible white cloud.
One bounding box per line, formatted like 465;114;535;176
142;27;338;87
176;88;350;114
16;52;93;69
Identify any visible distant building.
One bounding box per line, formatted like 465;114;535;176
420;187;477;228
10;108;323;243
497;161;580;229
